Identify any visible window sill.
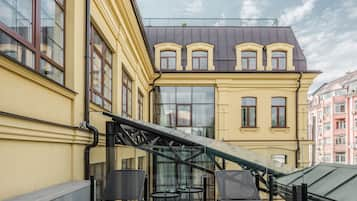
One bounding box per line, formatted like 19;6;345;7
240;127;259;132
0;55;76;99
271;127;290;133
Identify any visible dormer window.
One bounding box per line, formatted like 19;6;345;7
241;51;257;70
186;43;214;71
272;51;287;70
154;43;182;71
160;51;176;70
192;50;208;70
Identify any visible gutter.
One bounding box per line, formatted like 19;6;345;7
84;0;99;180
295;72;303;168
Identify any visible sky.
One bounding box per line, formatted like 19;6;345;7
137;0;357;93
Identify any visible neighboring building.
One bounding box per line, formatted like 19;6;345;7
0;0;318;200
309;71;357;165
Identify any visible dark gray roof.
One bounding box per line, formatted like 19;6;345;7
276;163;357;201
144;26;307;72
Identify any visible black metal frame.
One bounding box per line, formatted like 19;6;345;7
103;112;283;198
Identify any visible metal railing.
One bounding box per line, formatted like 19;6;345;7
143;18;279;27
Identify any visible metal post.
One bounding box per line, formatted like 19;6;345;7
203;176;207;201
255;174;260;191
301;183;308;201
268;174;274;201
106;121;116;177
90;176;95;201
222;159;226;170
292;185;298;201
144;176;148;201
105;121;116;201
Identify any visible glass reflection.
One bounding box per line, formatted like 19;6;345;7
154;86;215;201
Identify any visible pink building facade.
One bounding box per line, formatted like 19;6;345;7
309;71;357;165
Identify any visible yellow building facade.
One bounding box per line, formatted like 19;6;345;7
0;0;318;200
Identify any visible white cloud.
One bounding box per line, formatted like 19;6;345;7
279;0;316;25
343;0;357;19
240;0;260;19
184;0;203;16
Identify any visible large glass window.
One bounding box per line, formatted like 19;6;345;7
272;51;286;70
154;86;215;201
241;97;256;128
122;158;135;169
241;51;257;70
272;97;286;128
160;50;176;70
336;119;346;129
90;26;112;111
192;50;208;70
0;0;65;84
122;70;132;118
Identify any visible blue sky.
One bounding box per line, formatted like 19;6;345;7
137;0;357;92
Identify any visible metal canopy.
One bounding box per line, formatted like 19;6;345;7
276;163;357;201
103;112;290;177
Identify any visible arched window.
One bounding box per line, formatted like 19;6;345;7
160;51;176;70
192;50;208;70
272;51;287;70
241;51;257;70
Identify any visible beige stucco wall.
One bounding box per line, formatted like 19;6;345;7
0;0;154;199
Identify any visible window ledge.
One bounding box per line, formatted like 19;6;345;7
271;127;290;133
90;103;108;112
0;56;76;99
240;127;259;132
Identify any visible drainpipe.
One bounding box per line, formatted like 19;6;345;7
295;72;303;168
148;72;162;123
84;0;99;180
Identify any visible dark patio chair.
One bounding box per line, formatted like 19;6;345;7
215;170;261;201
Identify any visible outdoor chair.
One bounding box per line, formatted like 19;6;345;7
104;169;146;200
215;170;261;201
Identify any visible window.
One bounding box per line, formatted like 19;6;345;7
335;135;345;145
90;26;112;111
324;122;331;131
272;97;286;128
177;104;191;127
336;119;346;129
122;70;132;118
192;50;208;70
272;51;286;70
160;50;176;70
138;156;145;170
241;97;256;128
354;100;357;111
334;103;345;113
122;158;135;169
241;51;257;70
0;0;65;84
138;91;144;120
335;152;345;163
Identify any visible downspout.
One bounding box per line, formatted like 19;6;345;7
84;0;99;180
295;72;303;168
148;72;162;123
